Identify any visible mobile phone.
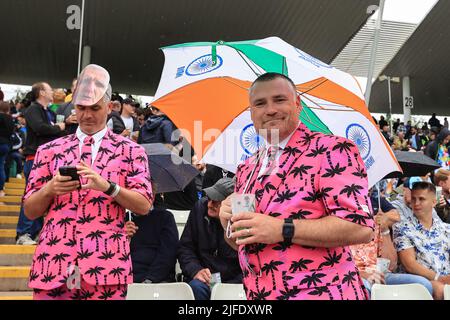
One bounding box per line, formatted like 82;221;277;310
59;166;80;182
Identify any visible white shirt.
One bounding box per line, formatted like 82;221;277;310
121;116;134;138
76;126;108;165
257;125;298;178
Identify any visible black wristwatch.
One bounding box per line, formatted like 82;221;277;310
104;181;116;196
282;218;295;244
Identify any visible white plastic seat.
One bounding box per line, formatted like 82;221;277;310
210;283;246;300
444;284;450;300
170;210;190;225
126;282;195;300
371;283;433;300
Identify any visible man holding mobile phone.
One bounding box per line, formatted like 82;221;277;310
23;64;153;300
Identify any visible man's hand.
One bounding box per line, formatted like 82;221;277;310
57;122;66;131
65;113;78;125
42;172;80;197
121;129;131;137
77;161;110;192
364;269;386;285
438;274;450;284
219;195;233;230
125;221;138;238
194;268;212;284
437;195;446;208
230;212;284;246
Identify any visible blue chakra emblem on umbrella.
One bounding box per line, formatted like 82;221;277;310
240;123;265;156
185;54;223;76
346;123;371;160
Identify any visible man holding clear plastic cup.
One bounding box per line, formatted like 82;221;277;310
219;73;374;300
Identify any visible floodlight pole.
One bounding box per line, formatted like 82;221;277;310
364;0;386;107
387;76;393;136
77;0;86;76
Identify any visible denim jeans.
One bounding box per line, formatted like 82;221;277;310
188;279;211;300
0;143;10;190
363;272;433;297
16;159;43;238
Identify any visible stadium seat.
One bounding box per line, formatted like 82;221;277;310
169;210;190;239
371;283;433;300
126;282;195;300
444;285;450;300
210;283;246;300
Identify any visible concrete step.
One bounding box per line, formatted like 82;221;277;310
0;205;21;213
4;189;24;196
0;291;33;300
4;183;25;190
0;245;35;266
0;229;16;244
8;178;25;184
0;216;18;229
0;266;30;291
0;196;22;204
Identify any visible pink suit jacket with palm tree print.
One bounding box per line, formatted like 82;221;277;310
235;123;374;300
24;129;153;290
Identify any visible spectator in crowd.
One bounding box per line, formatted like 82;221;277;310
178;177;241;300
56;85;78;135
49;89;66;114
138;106;177;146
444;117;449;129
393;182;450;300
425;127;450;169
428;113;441;128
106;100;126;135
350;189;433;297
0;87;4;101
393;119;400;133
125;205;178;284
120;98;140;141
378;115;387;130
136;108;146;128
220;73;374;300
391;177;440;222
433;169;450;223
23;64;153;300
5;119;26;180
381;124;392;145
408;126;422;151
0;102;15;197
392;130;410;151
15;82;66;245
64;78;77;103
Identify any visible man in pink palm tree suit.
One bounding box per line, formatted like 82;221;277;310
219;73;374;300
23;65;153;300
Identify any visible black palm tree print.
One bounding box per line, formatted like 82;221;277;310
289;209;312;219
88;195;108;216
51;152;65;168
46;235;61;247
318;251;342;269
36;252;50;272
56;217;75;238
306;145;327;157
51;253;70;274
332;141;354;168
86;266;106;285
109;267;126;284
299;272;326;288
289;258;314;272
97;146;112;162
86;230;106;251
41;272;56;283
277;286;301;300
273;190;297;203
99;287;117;300
99;249;116;261
290;164;313;179
261;260;283;291
252;287;272;300
342;271;359;298
77;249;94;260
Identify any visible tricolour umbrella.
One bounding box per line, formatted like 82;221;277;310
151;37;401;187
141;143;199;194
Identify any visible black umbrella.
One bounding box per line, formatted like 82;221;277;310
384;150;441;178
141;143;199;194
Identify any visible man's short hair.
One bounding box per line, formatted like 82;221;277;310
31;82;47;101
250;72;297;94
0;101;10;113
411;181;436;194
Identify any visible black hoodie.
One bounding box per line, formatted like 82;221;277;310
138;115;177;145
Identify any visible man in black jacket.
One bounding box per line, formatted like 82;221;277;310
15;82;65;245
126;207;179;283
178;177;242;300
